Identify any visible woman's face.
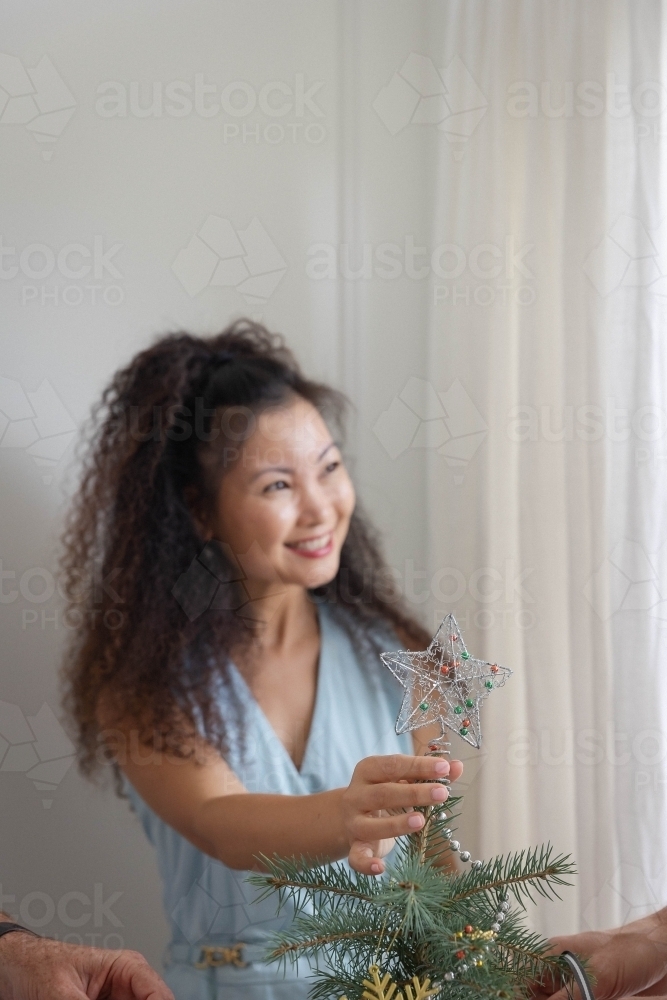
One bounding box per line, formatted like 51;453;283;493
208;395;356;592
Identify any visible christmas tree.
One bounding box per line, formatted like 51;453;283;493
250;615;585;1000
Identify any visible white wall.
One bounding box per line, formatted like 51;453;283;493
0;0;436;967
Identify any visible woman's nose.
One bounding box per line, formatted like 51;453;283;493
297;482;331;525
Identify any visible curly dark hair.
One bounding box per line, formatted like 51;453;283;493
60;318;430;785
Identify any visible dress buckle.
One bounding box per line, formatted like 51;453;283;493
194;943;248;969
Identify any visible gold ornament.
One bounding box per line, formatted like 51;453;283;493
403;975;440;1000
341;965;439;1000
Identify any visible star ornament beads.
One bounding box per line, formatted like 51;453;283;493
380;613;512;748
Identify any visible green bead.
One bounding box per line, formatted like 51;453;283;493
461;651;470;659
454;705;463;715
485;680;493;689
465;699;474;708
460;727;469;736
419;701;429;711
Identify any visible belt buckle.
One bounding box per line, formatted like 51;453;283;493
194;943;248;969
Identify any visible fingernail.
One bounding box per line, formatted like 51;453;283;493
408;813;424;829
430;785;448;802
371;862;382;873
434;760;449;774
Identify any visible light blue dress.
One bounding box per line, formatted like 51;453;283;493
125;603;411;999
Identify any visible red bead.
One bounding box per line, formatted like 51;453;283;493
490;664;499;673
428;744;439;751
456;950;465;959
449;633;457;642
462;719;470;727
464;925;473;934
440;665;448;674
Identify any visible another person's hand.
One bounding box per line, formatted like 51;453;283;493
545;913;667;1000
0;929;174;1000
341;753;463;876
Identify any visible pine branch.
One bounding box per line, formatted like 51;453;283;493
376;858;451;935
249;854;377;908
448;844;575;908
492;918;576;982
269;928;379;960
265;902;404;970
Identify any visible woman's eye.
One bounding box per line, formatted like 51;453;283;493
264;480;289;493
325;461;340;474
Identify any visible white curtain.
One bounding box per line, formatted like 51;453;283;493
410;0;667;935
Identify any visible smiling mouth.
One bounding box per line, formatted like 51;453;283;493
285;532;334;558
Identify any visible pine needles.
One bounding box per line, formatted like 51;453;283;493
248;797;579;999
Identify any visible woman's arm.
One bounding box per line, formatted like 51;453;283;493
120;740;460;873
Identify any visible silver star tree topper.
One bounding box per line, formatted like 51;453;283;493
381;613;512;749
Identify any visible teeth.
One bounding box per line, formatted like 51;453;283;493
291;534;331;552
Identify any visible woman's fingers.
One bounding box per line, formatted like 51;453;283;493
363;779;449;812
343;753;465;874
448;759;464;782
350;810;432;843
348;840;389;876
356;754;451;784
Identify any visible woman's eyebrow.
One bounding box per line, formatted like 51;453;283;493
249;441;339;482
318;440;338;460
249;464;293;481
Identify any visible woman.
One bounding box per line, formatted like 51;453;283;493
61;318;462;999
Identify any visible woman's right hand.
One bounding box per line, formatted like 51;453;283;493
341;754;463;875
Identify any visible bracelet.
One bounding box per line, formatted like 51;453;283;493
0;922;39;942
